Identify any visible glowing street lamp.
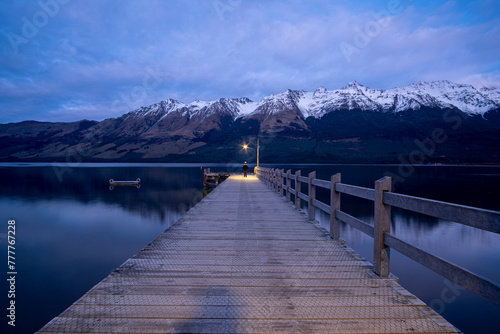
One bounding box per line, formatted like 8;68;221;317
241;139;260;167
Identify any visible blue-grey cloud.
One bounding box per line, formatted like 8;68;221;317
1;0;499;123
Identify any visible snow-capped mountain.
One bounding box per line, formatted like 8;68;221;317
124;80;500;124
259;80;499;117
111;80;500;136
2;80;500;163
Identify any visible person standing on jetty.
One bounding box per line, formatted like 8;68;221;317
243;162;248;177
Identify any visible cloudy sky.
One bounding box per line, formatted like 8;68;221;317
1;0;499;123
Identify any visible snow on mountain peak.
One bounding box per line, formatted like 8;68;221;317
398;80;498;114
126;98;185;120
128;80;500;125
313;86;327;97
479;87;500;104
342;80;365;90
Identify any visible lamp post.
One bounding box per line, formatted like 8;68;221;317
257;138;259;167
241;138;260;167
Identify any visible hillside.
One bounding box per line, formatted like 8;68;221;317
1;80;500;164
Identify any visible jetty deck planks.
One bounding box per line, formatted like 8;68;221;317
37;175;461;333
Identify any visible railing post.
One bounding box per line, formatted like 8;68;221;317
272;168;276;191
283;169;287;198
308;171;316;221
330;173;341;240
275;169;279;193
295;170;301;209
374;176;392;277
277;169;280;192
279;169;284;195
286;169;291;203
274;169;278;192
277;169;281;193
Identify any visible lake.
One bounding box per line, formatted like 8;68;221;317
0;163;499;333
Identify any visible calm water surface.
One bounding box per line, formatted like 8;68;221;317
0;163;499;333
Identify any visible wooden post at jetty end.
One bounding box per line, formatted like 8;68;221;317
286;169;291;203
295;170;301;209
374;176;392;277
330;173;341;240
308;171;316;221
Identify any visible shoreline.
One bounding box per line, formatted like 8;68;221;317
1;161;500;168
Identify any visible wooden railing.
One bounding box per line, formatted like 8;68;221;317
254;166;500;307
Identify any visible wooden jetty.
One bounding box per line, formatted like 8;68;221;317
203;168;230;187
255;166;500;308
38;174;465;333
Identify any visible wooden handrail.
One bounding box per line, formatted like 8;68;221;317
312;178;331;189
297;175;309;183
298;192;309;202
254;166;500;307
384;192;500;234
336;209;374;237
312;198;329;214
336;183;375;201
384;233;500;307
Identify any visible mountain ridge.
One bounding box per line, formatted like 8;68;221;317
125;79;499;122
1;80;500;164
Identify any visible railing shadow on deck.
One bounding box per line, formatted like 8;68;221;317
254;166;500;308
